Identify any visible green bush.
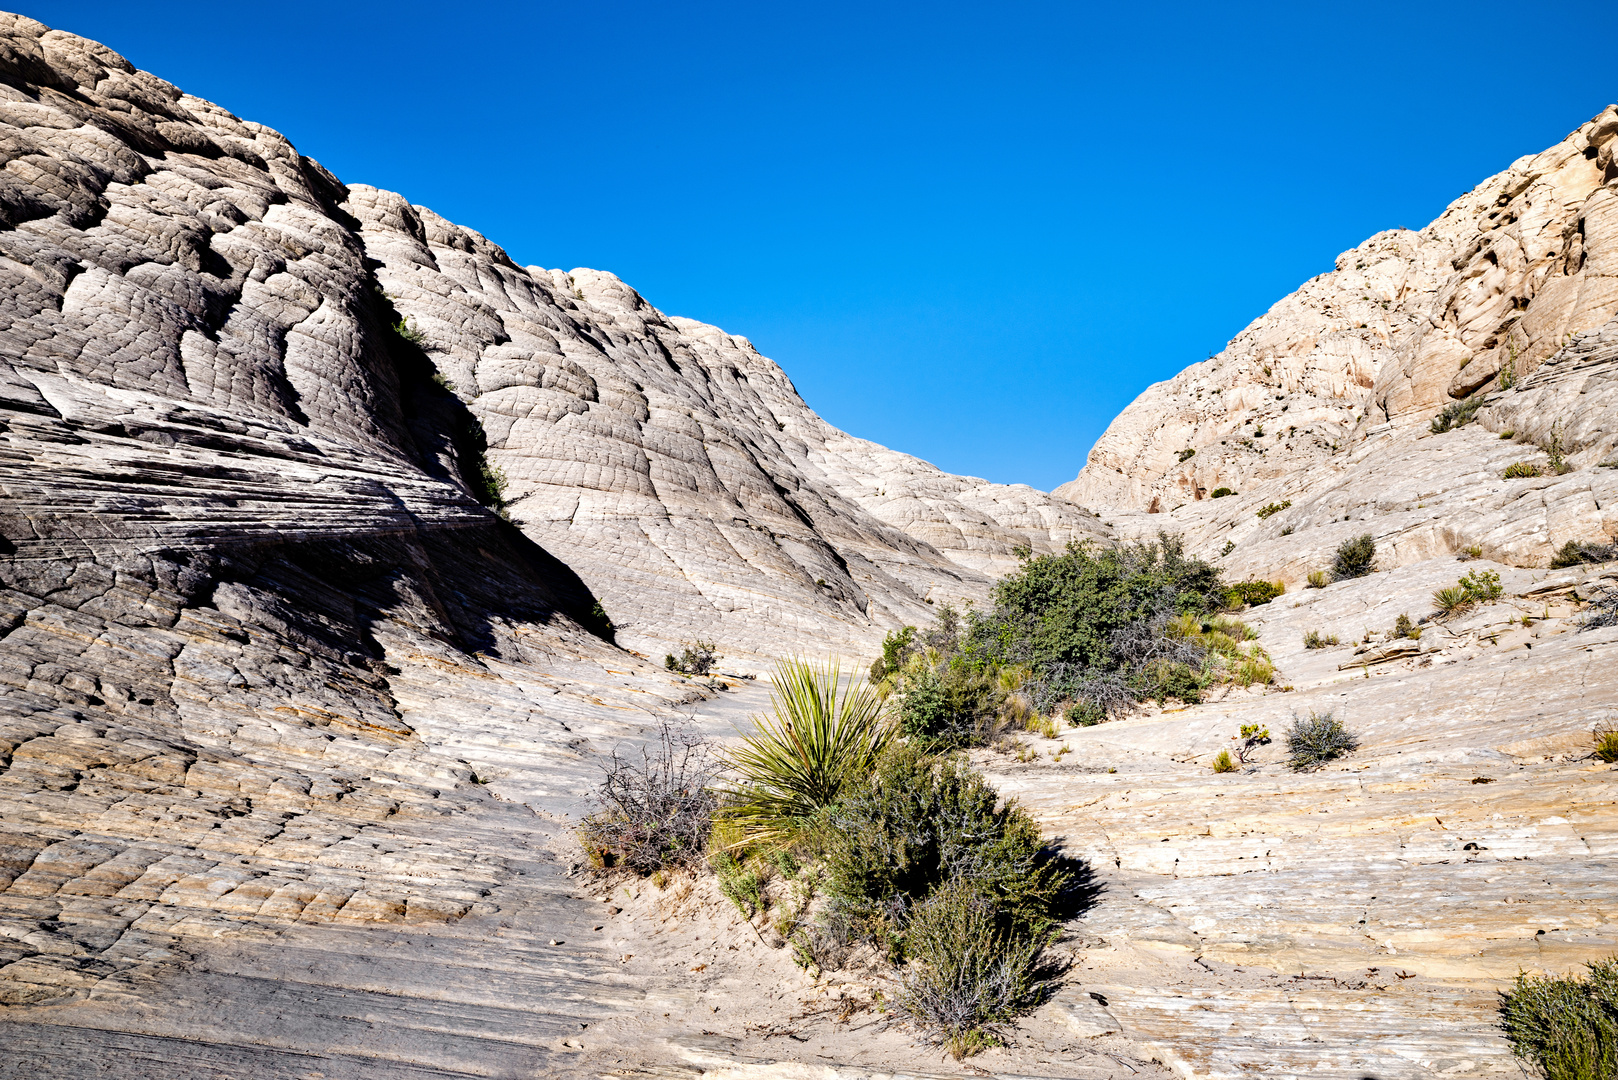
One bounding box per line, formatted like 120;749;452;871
665;640;719;675
1065;701;1104;727
1551;540;1618;568
1307;570;1329;589
892;877;1059;1059
823;745;1077;943
898;665;1005;749
1302;629;1339;649
723;658;891;847
1178;447;1196;462
1430;397;1483;433
1460;569;1503;602
1211;749;1237;773
1285;711;1360;771
1505;461;1542;479
1227;580;1285;607
1333;534;1376;580
1256;500;1292;519
1210;487;1237;499
1498;957;1618;1080
1593;722;1618;764
1393;613;1420;640
869;625;916;682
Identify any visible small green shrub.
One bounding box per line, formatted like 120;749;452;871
1430;397;1483;433
1593;721;1618;764
1433;586;1472;617
1303;629;1339;649
1285;711;1360;771
1178;448;1196;462
392;317;427;346
1227;580;1285;607
1462;544;1484;559
1256;500;1292;519
665;640;719;675
723;658;891;847
1497;957;1618;1080
1333;534;1376;580
1210;487;1237;499
1234;655;1274;687
1280;525;1295;536
713;851;763;917
1550;540;1618;568
892;878;1060;1059
1460;569;1503;603
1211;749;1237;773
1393;613;1420;640
1505;461;1542;479
1307;570;1329;589
1544;425;1570;474
1064;701;1104;727
869;626;917;682
823;745;1077;949
1233;723;1271;763
1500;430;1515;439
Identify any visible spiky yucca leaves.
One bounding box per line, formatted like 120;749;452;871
722;658;892;847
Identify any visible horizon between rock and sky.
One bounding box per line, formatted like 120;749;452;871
23;0;1618;490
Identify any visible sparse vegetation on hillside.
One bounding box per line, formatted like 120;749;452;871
1333;534;1376;580
666;640;720;675
1256;500;1292;519
1550;540;1618;568
1429;397;1483;433
1434;569;1503;618
579;718;718;873
1210;487;1236;499
1307;570;1329;589
1497;956;1618;1080
1227;580;1285;607
1303;629;1339;649
1592;721;1618;764
1285;711;1360;771
1505;461;1542;479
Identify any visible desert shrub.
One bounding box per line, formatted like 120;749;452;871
723;658;891;847
1302;629;1339;649
869;625;917;682
665;639;719;675
1285;711;1360;771
892;877;1061;1059
1178;447;1196;461
1234;655;1274;687
1281;525;1295;536
1307;570;1330;589
1429;397;1483;433
579;718;718;874
1393;613;1421;640
1505;461;1542;479
1580;588;1618;631
898;664;1006;749
1551;540;1618;568
1064;701;1104;727
1210;487;1237;499
1433;585;1473;617
1497;957;1618;1080
1593;721;1618;765
1211;749;1237;773
1461;569;1503;602
1332;534;1376;580
712;851;763;917
822;745;1077;945
1544;425;1570;475
1256;500;1292;519
1232;723;1271;763
1227;580;1285;607
1462;544;1485;559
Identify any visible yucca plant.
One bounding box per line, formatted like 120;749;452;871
1433;585;1473;617
722;658;893;847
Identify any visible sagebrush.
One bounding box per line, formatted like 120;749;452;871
579;718;718;874
1285;711;1360;771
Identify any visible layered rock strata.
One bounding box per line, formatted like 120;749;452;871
1060;106;1618;576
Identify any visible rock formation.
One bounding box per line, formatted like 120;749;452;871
1059;108;1618;578
0;10;1613;1080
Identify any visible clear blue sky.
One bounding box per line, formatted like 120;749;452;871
23;2;1616;490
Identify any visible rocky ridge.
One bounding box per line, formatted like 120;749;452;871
0;11;1614;1080
1059;107;1618;579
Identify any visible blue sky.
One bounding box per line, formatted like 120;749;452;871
25;1;1616;490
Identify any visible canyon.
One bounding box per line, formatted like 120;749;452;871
0;13;1612;1080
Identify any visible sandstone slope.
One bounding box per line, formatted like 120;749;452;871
1058;107;1618;580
